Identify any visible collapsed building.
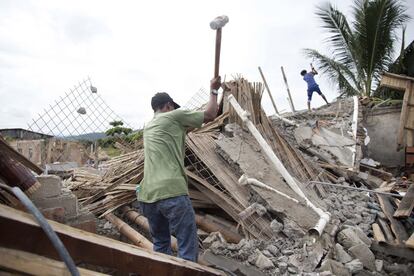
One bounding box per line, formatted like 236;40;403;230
0;74;413;276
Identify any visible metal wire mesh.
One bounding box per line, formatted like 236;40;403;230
185;145;273;241
21;77;136;171
28;77;129;138
182;87;210;111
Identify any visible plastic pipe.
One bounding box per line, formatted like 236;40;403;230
238;175;299;203
0;184;80;276
351;96;359;169
228;95;330;236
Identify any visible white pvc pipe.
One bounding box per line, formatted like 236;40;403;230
238;175;299;203
228;94;330;236
271;113;298;127
351;96;359;169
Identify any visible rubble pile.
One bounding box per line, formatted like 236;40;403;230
0;78;412;275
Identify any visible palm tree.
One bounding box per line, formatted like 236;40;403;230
304;0;410;97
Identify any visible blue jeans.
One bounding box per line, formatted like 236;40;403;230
140;195;198;262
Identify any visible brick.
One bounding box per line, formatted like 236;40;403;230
41;207;65;223
34;192;78;218
67;211;96;233
31;175;62;199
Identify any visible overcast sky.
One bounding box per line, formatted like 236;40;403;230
1;0;413;130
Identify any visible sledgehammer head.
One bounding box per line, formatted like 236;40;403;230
210;15;229;30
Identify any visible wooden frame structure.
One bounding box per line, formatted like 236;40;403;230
379;72;414;150
0;204;222;276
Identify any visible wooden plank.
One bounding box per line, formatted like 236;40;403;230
393;184;414;218
378;218;395;242
382;72;414;82
0;204;222;276
406;84;414;146
396;81;412;150
0;247;108;276
0;137;43;174
258;66;278;114
372;223;386;243
380;74;408;90
371;241;414;261
406;233;414;249
377;195;409;243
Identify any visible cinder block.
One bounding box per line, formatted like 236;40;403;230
41;207;65;223
34;192;78;218
31;175;62;199
67;211;96;233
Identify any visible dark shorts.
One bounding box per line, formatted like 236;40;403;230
307;85;322;102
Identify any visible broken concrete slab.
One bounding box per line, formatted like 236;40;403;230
216;131;323;232
31;175;62;199
334;243;352;264
344;259;364;274
34;192;79;218
255;251;275;270
202;250;266;275
294;126;355;167
288;241;324;272
348;244;376;271
337;227;368;250
319;259;351;276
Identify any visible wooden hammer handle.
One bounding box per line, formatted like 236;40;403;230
214;28;222;78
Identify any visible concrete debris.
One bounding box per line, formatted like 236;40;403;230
348;244;376;271
334;243;353;264
3;80;414;275
254;250;275;270
344;259;364;273
375;259;383;272
270;219;283;234
203;232;227;248
319;259;351;276
337;226;371;250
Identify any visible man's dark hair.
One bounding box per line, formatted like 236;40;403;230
151;92;180;111
300;70;307;76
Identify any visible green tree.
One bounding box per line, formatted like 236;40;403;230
105;121;132;137
304;0;410;97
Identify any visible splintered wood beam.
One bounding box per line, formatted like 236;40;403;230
393;184;414;218
0;204;222;276
371;241;414;262
0;247;108;276
377;195;409;244
372;223;386;243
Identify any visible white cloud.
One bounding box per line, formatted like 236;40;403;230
0;0;413;130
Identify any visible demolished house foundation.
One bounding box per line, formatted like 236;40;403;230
0;76;413;275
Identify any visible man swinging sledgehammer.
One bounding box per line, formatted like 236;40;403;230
301;63;328;111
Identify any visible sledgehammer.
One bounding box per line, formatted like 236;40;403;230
210;15;229;78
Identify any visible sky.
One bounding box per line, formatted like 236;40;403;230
0;0;413;130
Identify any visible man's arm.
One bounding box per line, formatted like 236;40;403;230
310;63;318;75
203;76;221;123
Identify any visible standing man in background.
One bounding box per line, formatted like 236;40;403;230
301;64;329;111
138;76;221;262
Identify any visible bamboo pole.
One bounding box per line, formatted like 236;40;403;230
104;213;153;250
258;66;279;114
122;206;178;251
280;66;296;113
195;214;242;243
